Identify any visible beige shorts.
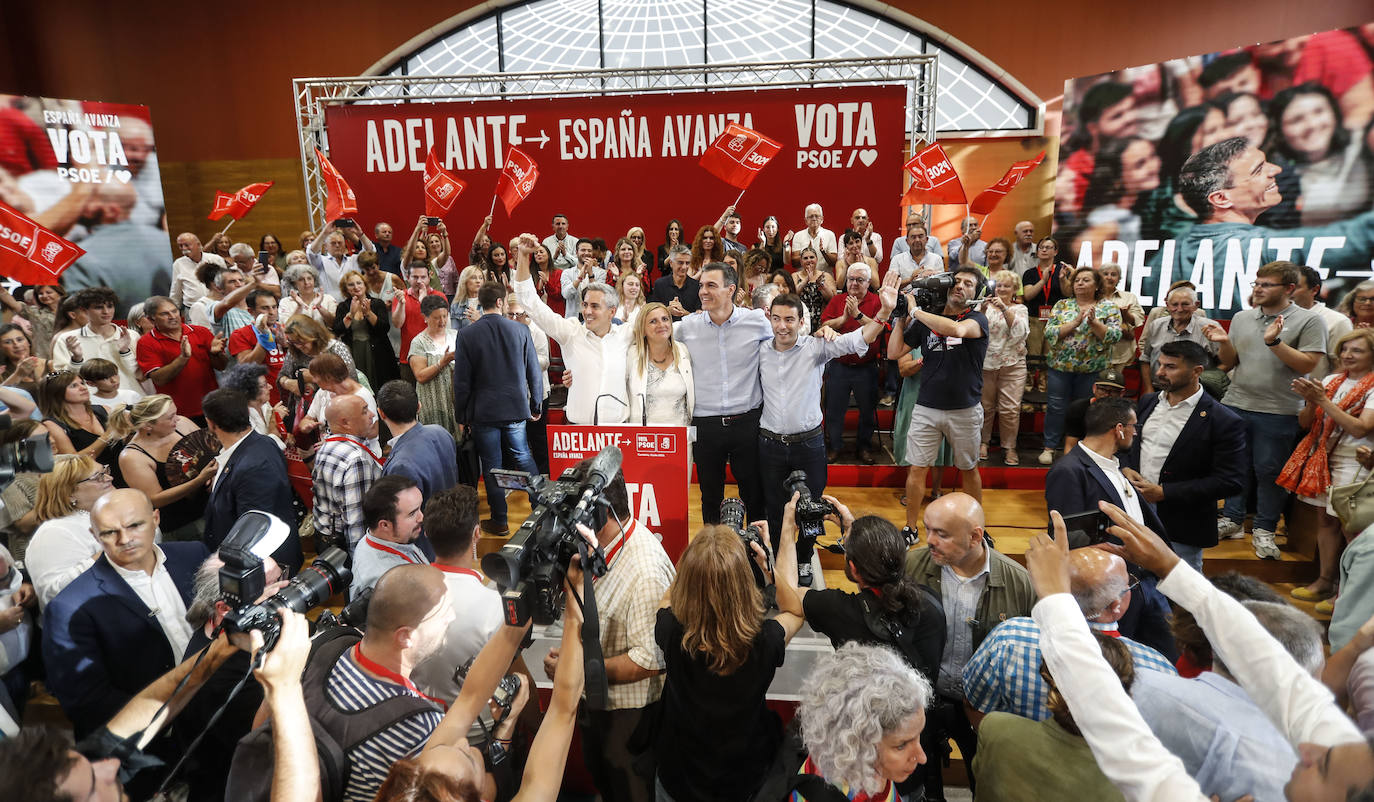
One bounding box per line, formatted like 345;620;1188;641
905;404;984;470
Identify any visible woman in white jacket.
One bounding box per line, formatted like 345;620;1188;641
626;302;694;429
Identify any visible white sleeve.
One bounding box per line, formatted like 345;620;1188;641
1349;650;1374;733
515;279;580;345
1035;593;1209;802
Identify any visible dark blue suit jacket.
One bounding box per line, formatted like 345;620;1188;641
1044;445;1177;660
42;542;207;736
202;431;303;572
452;314;543;425
1125;390;1247;548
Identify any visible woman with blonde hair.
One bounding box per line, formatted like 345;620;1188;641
24;456;114;609
626;226;652;274
278;313;356;410
333;268;398;387
653;525;804;801
626;302;693;428
981;269;1030;464
115;394;216;541
616;272;647;320
449;265;486;333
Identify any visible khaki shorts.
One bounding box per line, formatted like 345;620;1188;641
905;404;984;470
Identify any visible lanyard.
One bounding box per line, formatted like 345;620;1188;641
433;563;483;580
350;644;448;710
363;535;419;563
597;520;635;577
325;435;384;467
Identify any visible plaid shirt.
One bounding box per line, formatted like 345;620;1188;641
962;615;1175;720
594;518;676;710
311;435;382;548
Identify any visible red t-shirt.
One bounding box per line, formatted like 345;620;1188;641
392;289;448;365
227;324;284;404
821;291;882;364
136;324;218;416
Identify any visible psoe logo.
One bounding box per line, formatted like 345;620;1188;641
635;433;678;455
41;241;62;263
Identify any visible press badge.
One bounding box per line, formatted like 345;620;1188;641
946;337;963;346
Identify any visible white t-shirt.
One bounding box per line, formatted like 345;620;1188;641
307;385;379;451
410;566;504;703
91;389;144;409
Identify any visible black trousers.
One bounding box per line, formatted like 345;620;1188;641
692;407;765;524
919;693;977;801
580;706;654;802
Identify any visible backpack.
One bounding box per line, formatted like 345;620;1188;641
224;627;442;802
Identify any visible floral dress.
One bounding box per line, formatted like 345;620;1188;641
408;328;459;438
1044;298;1122;374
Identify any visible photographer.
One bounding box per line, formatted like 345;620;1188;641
541;457;674;802
887;267;990;541
653;524;804;801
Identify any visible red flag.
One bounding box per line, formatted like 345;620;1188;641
314;148;358;221
698;124;782;190
423;149;466;218
899;143;966;206
208;181;274;221
969;151;1046;215
495;146;539;216
0;200;84;285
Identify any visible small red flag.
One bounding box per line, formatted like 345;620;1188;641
208;181;274;221
314;148;358;221
495;146;539;216
899;143;966;206
698;124;782;190
969;151;1046;215
0;200;84;285
423;149;466;218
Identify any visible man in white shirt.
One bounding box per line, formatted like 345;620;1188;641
888;210;943;266
228;242;282;298
349;474;429;600
786;203;838;270
1007;220;1037;272
561;238;607;320
1295;264;1353;379
170;232;224;315
51;286;143;393
849;207;883;263
307;222;376;299
514;234;640;424
887;221;945;286
543;213;578;273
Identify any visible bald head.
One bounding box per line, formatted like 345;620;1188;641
91;488;158;573
1069;548;1130;622
91;487;153;524
925;492;985;529
365;564;446;637
325;393;371;437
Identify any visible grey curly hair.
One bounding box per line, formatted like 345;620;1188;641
282;264;321;293
797;643;932;795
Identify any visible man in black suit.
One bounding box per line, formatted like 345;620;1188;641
1044;397;1175;659
1124;340;1246;573
201;388;302;572
42;488;207;802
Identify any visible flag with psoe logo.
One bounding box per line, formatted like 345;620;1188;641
0;200;84;284
900;143;966;206
699;124;782;190
208;181;274;221
970;151;1046;215
314;148;358;221
495;146;539;216
423;149;466;218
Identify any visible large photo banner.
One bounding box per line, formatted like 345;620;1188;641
323;85;906;250
0;95;171;311
1054;26;1374;319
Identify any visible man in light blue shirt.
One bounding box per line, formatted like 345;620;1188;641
674;262;772;523
758;273;897;582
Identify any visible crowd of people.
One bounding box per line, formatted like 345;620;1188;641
0;131;1373;802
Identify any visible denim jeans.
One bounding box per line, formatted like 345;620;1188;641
1043;369;1098;451
1172;542;1205;573
473;420;539;525
759;432;828;546
1221;408;1294;533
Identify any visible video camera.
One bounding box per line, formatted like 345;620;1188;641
481;447;619;626
894;272;994;317
0;412;53;490
218;511;352;652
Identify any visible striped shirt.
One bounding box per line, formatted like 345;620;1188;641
325;650;444;802
962;615;1176;720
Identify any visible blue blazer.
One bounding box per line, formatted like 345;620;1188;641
452;314;543;425
1125;391;1247;548
1044;445;1177;660
42;541;207;736
202;431;303;572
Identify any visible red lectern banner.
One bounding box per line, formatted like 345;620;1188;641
547;425;691;562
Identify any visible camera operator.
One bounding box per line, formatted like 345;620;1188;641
377;548;591;802
541;457;675;802
759;273;898;554
888;267;990;542
652;523;804;801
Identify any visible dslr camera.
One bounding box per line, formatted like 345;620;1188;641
0;412;53;491
218;511;352;651
481;448;619;626
719;497;769;586
787;470;837;545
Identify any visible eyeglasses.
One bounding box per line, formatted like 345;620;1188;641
78;468;113;485
1355;297;1374;305
1251;281;1287;289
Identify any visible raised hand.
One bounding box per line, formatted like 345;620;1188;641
1026;511;1073;599
1096;499;1180;579
845;295;860;319
116;326;131;351
879;269;900;313
1264;314;1285;344
64;334;83;362
210;335;226;356
179;335;193;360
1201;321;1229;344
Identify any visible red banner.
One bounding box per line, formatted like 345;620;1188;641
423;148;465;218
494;146;539;217
208;181;274;221
321;85;905;245
0;200;84;284
547;425;691;563
901;143;966;206
970;151;1045;215
699;123;782;190
314;147;358;221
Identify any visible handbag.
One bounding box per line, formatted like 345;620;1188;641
1330;467;1374;535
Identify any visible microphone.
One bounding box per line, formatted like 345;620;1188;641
572;446;623;531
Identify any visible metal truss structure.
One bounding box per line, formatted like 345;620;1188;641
293;55;937;229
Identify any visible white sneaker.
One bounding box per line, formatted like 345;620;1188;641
1217;518;1244;539
1252;528;1281;560
1038;449;1054;465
